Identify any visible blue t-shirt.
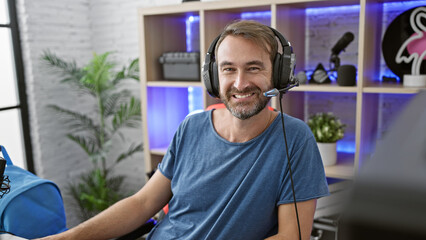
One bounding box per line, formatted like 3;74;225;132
147;110;329;240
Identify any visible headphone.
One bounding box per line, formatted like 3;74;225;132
202;27;296;98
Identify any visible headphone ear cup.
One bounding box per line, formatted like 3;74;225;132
202;60;215;97
273;53;282;89
203;35;221;98
279;46;292;89
202;55;220;98
211;62;219;98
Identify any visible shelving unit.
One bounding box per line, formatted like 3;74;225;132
138;0;426;180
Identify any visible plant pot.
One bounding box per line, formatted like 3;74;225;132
317;142;337;166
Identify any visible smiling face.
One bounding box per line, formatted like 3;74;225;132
217;35;273;120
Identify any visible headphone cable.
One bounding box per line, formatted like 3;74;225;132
278;92;302;240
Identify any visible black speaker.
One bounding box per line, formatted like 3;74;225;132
337;65;357;86
202;25;295;98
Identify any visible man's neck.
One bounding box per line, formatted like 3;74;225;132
212;108;278;143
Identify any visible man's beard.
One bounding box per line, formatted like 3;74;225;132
220;86;270;120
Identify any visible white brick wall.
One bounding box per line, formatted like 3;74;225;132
17;0;93;227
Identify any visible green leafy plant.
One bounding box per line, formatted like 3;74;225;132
307;112;346;143
42;51;143;220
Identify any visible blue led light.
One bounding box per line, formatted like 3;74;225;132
241;11;271;19
188;86;198;113
381;70;401;83
148;86;203;149
147;87;189;149
306;5;360;15
337;141;355;153
188;86;204;115
186;15;200;52
240;11;271;26
383;0;426;11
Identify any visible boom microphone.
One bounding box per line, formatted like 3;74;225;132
331;32;354;56
263;77;300;97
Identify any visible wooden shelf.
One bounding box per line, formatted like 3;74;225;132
139;0;424;180
362;82;426;94
146;81;204;88
324;153;355;179
294;83;358;93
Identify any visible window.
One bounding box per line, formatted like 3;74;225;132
0;0;33;172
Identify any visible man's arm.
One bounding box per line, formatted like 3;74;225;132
265;199;317;240
37;170;172;240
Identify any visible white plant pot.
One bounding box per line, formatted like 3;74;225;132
317;142;337;166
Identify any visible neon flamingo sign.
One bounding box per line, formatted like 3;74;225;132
395;7;426;76
393;6;426;87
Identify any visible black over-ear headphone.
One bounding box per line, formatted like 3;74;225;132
202;27;296;98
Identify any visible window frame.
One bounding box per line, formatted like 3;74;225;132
0;0;34;173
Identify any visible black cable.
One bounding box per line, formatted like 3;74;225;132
278;92;302;240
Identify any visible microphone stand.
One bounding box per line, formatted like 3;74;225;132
329;53;341;72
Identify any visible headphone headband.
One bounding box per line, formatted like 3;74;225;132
268;27;291;49
202;25;295;98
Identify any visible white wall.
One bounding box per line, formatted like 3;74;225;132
16;0;182;228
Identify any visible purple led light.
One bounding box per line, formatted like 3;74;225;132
185;15;199;52
147;86;203;150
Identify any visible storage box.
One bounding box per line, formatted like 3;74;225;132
159;52;200;81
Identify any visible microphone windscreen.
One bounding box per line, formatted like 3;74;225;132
263;88;279;97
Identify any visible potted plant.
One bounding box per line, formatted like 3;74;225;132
307;112;345;166
41;51;143;220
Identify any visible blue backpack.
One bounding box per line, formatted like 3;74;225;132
0;145;67;238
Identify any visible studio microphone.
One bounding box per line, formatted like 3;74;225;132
331;32;354;56
263;77;300;97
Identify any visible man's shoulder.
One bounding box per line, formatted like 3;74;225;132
179;110;211;131
281;113;309;129
184;110;210;122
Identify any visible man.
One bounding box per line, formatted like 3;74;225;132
38;20;328;240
